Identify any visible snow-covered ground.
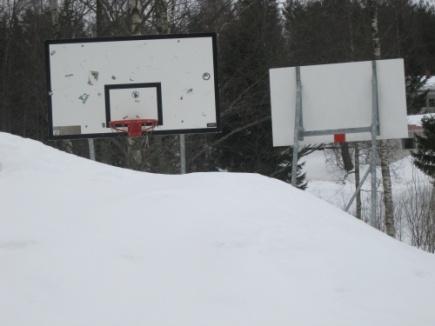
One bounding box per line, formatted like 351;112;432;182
1;132;435;326
303;148;432;237
301;84;435;229
408;113;435;126
304;149;427;205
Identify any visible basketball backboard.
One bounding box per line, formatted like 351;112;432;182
46;33;220;139
269;58;408;146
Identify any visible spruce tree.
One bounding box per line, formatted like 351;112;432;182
412;116;435;179
185;0;308;187
215;0;307;188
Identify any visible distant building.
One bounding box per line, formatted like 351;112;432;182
403;77;435;149
421;77;435;113
404;113;435;149
408;114;427;136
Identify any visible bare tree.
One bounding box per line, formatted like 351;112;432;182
396;170;435;252
367;0;396;237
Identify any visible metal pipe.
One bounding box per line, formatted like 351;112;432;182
345;167;371;212
180;134;186;174
88;139;96;161
291;66;302;186
303;126;371;137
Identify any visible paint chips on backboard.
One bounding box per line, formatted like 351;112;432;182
46;34;219;139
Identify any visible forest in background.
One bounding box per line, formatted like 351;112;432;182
1;0;435;247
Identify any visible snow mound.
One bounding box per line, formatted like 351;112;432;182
1;132;435;326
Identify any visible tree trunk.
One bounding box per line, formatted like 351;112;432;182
380;142;395;236
49;0;58;22
369;2;381;59
130;0;142;35
354;143;362;220
368;0;395;237
96;0;104;36
340;142;354;172
154;0;169;34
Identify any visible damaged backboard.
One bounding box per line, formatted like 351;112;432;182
46;33;220;139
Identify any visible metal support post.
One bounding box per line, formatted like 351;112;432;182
180;134;186;174
370;60;380;226
291;134;299;186
345;167;371;212
291;66;303;186
88;138;96;161
304;126;371;137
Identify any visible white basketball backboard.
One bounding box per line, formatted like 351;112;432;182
269;59;408;146
46;33;220;139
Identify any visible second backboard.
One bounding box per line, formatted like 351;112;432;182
269;58;408;146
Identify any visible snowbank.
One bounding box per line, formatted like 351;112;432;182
1;132;435;326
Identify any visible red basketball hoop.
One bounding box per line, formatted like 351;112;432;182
110;118;158;137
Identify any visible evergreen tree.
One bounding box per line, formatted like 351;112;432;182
412;115;435;252
215;0;284;170
283;0;372;66
211;0;307;187
412;116;435;179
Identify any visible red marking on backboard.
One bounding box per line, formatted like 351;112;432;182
334;134;346;143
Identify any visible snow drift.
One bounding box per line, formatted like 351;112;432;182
1;132;435;326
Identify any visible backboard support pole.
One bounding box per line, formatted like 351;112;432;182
88;138;96;161
289;62;381;223
180;134;186;174
345;167;371;212
291;66;303;186
344;61;380;223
